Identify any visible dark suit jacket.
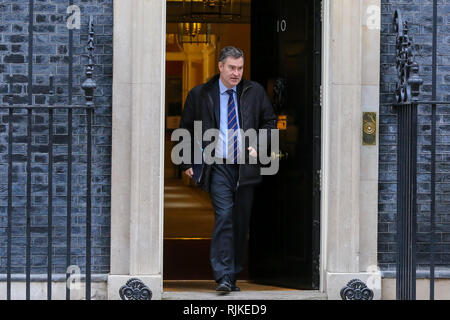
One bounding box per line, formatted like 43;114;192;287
179;73;277;192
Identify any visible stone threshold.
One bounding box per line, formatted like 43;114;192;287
162;280;327;300
163;291;327;300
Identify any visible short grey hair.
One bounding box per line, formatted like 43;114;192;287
218;46;244;64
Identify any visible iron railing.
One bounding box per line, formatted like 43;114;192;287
1;12;97;300
393;1;447;300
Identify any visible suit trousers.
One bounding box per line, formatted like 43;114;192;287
209;162;254;283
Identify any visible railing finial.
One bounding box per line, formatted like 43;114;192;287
394;9;423;103
82;15;96;106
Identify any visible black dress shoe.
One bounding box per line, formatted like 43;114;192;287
216;275;232;292
231;282;240;292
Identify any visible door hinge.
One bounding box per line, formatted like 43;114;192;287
314;169;322;192
319;85;323;107
319;169;322;192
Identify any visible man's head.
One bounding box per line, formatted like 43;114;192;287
218;46;244;89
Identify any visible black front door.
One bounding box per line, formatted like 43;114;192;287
249;0;322;289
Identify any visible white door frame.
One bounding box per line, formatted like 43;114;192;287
108;0;382;300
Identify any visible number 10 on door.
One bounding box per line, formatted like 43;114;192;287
277;19;287;32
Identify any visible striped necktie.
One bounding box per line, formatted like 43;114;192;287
226;89;238;164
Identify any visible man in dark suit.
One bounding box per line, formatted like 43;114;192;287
178;46;277;292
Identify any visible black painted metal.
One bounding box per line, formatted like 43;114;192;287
66;0;74;301
26;108;32;300
394;9;421;300
26;0;34;301
48;74;55;300
396;101;418;300
119;278;153;300
82;15;96;300
2;6;96;300
395;101;446;106
66;108;73;301
86;107;92;300
340;279;374;300
6;85;13;300
48;107;54;300
0;105;95;109
429;0;438;301
81;16;97;107
393;5;442;300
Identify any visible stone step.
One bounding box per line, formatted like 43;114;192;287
162;290;327;300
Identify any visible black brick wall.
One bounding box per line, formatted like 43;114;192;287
379;0;450;272
0;0;112;275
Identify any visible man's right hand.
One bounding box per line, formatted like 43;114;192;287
184;168;194;178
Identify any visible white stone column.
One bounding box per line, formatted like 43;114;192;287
108;0;165;300
360;0;381;277
321;0;381;299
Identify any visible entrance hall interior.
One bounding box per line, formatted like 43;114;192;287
163;0;320;293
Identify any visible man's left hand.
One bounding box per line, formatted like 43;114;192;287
248;146;257;158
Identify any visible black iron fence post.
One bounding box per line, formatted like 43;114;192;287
81;15;97;301
393;9;422;300
429;0;438;300
396;100;418;300
392;1;443;300
6;73;13;301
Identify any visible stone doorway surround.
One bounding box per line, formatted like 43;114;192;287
108;0;382;300
321;0;382;299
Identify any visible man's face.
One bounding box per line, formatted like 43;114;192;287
218;56;244;88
